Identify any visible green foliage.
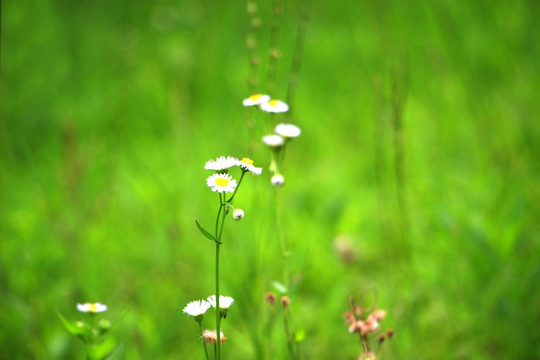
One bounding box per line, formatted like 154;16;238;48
2;0;540;359
195;220;221;244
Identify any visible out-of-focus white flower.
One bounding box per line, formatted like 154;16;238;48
243;94;270;106
262;134;285;147
271;174;285;187
232;209;245;221
205;156;239;171
207;295;235;309
77;303;108;313
237;157;262;175
275;123;301;138
183;300;211;317
260;99;289;113
206;173;237;193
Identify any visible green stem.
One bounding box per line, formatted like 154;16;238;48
227;170;247;204
215;242;221;360
215;193;228;360
199;323;210;360
283;309;296;359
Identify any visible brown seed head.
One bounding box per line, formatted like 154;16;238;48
343;312;355;325
265;292;276;306
377;334;386;343
202;330;227;344
348;320;364;334
369;309;387;322
386;329;394;339
280;296;290;309
361;319;379;335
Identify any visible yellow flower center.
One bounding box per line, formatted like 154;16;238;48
268;99;278;107
249;94;262;101
89;304;98;312
215;178;230;187
241;158;254;166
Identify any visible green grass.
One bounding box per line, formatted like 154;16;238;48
1;0;539;359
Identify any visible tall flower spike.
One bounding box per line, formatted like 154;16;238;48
205;156;239;171
206;173;237;193
243;94;271;106
237;157;262;175
260;99;289;113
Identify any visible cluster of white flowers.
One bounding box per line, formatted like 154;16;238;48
183;295;235;317
204;156;262;194
243;94;301;188
242;93;288;113
262;123;301;148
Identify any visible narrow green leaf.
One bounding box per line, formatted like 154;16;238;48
57;310;88;337
88;336;117;360
195;220;221;244
105;343;126;360
110;305;131;330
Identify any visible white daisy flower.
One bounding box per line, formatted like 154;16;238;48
237;157;262;175
206;173;237;193
207;295;235;309
262;134;285;147
243;94;271;106
271;174;285;187
260;99;289;113
77;303;108;313
204;156;239;171
183;300;211;317
275;123;301;138
232;208;244;221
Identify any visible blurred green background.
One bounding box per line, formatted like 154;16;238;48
2;0;540;359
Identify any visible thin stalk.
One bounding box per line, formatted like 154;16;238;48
215;242;221;360
266;0;282;95
283;309;296;359
199;323;210;360
214;192;227;360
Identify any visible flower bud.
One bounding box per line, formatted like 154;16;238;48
265;292;276;306
271;174;285;187
98;319;112;335
280;296;290;309
233;208;245;221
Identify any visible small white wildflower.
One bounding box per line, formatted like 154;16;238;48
183;300;211;317
260;99;289;113
237;157;262;175
262;134;285;147
243;94;271;106
76;303;107;313
271;174;285;187
275;123;301;138
232;209;244;221
205;156;239;171
207;295;235;309
206;173;237;193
